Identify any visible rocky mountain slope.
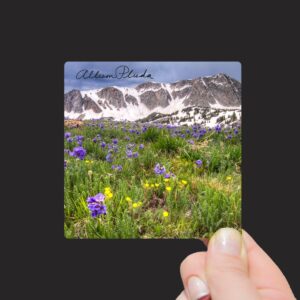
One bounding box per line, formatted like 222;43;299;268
64;73;241;127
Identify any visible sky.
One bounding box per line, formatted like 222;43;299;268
64;61;241;92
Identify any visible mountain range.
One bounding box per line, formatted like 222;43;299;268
64;73;241;127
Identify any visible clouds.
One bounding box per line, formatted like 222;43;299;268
64;61;241;92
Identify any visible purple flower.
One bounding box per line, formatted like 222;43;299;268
87;193;107;217
133;152;139;158
234;128;239;135
101;142;106;148
69;146;87;160
164;172;175;179
215;125;222;133
64;160;67;169
67;137;73;143
92;138;97;143
227;135;232;139
126;150;133;158
195;159;203;167
112;138;118;144
106;153;113;163
112;165;122;171
76;135;84;142
65;132;71;139
188;139;194;144
154;163;166;175
139;144;144;150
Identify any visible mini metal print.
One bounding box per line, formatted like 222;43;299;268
64;62;241;239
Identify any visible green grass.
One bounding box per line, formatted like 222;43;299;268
64;121;241;239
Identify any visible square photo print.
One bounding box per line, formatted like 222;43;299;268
64;62;241;239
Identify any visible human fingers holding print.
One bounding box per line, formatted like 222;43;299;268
177;228;295;300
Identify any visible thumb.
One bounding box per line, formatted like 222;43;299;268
205;228;260;300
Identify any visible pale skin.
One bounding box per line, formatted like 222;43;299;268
177;228;296;300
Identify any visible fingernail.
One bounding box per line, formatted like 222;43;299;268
187;276;209;300
212;228;242;256
176;290;188;300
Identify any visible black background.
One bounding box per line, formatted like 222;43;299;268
2;2;299;299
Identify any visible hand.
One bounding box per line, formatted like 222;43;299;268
177;228;295;300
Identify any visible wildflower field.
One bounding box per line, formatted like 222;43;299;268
64;120;241;239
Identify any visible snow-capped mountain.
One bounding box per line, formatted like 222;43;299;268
64;73;241;127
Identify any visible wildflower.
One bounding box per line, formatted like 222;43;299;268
144;183;150;188
164;172;175;179
163;211;169;217
166;186;172;192
106;153;113;163
65;132;71;139
226;176;232;181
133;152;139;158
195;159;203;167
139;144;144;150
69;146;87;160
181;180;188;185
126;150;133;158
101;142;106;148
67;137;73;143
154;163;166;175
126;196;132;202
155;183;160;187
215;124;222;133
188;139;194;144
88;170;93;177
86;193;107;217
151;184;155;188
112;165;122;171
234;128;239;135
227;135;232;139
132;201;142;208
112;138;118;144
104;187;113;199
64;160;67;169
164;178;170;183
75;135;84;142
92;138;97;143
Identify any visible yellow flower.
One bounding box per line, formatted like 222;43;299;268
164;178;170;183
106;192;113;199
166;186;172;192
144;183;150;188
155;183;160;187
151;184;155;188
181;180;188;185
163;211;169;217
226;176;232;181
87;170;93;177
104;187;113;199
126;196;132;202
85;160;90;164
132;201;142;208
